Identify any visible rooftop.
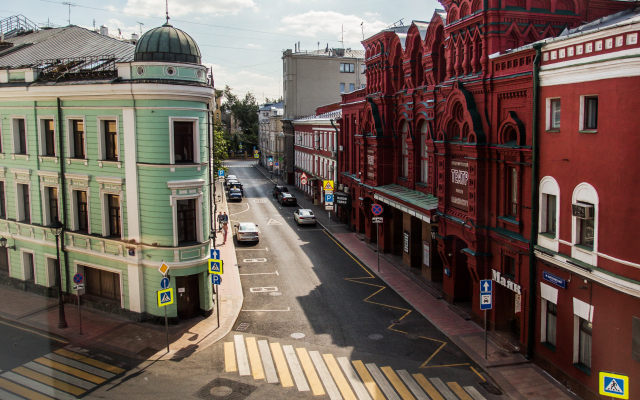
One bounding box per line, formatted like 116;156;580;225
291;48;365;59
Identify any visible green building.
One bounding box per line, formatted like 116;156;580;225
0;21;215;321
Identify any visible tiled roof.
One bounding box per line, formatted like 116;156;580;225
0;25;134;68
374;184;438;211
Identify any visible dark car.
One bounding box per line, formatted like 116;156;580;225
273;185;288;198
278;192;297;206
228;182;244;196
229;188;242;202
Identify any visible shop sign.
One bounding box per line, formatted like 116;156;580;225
334;192;350;208
515;293;522;313
403;231;410;254
492;269;521;294
423;241;430;267
367;148;375;180
543;271;567;289
450;159;469;211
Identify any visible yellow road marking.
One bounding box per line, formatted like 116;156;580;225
34;357;106;384
418;338;447;368
269;343;294;387
381;367;415;400
0;320;67;343
224;342;237;372
295;348;325;396
322;353;357;400
448;382;473;400
412;373;444;400
245;337;265;380
470;366;486;381
13;366;85;396
420;363;469;368
352;360;385;400
0;377;56;400
54;349;125;374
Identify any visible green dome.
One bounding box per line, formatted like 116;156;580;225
135;23;201;64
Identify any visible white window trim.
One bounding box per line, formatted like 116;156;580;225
578;95;597;132
37;115;57;158
39;171;61;227
572;297;594;364
545;97;561;131
96;116;120;162
168;179;205;247
20;248;36;283
10;115;28;156
540;284;558;345
74;261;124;308
571;182;599;265
538;176;560;252
13;175;33;223
65;116;88;159
98;177;124;240
67;173;91;233
169;116;200;165
44;253;57;287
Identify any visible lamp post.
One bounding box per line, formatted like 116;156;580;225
50;219;68;329
277;132;285;185
0;237;16;251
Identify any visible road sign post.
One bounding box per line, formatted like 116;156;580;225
158;288;174;353
377;222;380;273
599;372;628;399
480;279;493;359
73;273;84;335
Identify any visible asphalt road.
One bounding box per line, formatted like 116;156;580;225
0;320;67;372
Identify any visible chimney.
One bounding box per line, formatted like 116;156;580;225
99;25;108;36
294;43;297;52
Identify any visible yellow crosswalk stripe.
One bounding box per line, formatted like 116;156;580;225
34;358;106;384
224;342;237;372
447;382;473;400
53;349;125;374
322;353;357;400
245;337;265;380
295;348;325;396
381;367;415;400
412;374;444;400
12;366;85;396
269;343;294;388
0;377;56;400
352;360;385;400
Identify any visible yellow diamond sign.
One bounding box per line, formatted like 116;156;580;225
323;180;334;191
158;262;170;276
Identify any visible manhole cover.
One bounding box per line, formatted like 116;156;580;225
368;334;383;340
253;200;266;203
291;332;305;339
391;319;402;324
236;323;250;331
269;292;282;296
210;386;233;397
479;381;502;395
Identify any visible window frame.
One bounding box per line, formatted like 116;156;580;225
508;166;518;218
15;182;31;224
38;116;57;158
169;117;200;165
168;179;205;247
71;189;90;234
579;95;598;132
20;249;36;283
572;297;594;372
547;98;561;130
65;116;87;160
97;117;120;162
401;122;409;178
571;183;599;265
11;116;28;155
340;82;345;93
0;180;6;219
74;262;124;308
340;63;355;73
540;282;559;349
538;176;560;251
546;301;557;347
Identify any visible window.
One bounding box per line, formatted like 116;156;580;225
583;96;598;130
349;83;355;92
177;198;197;244
578;317;592;369
340;63;355;73
104;120;118;161
509;167;518;217
545;194;557;235
15;119;27;154
72;120;85;158
107;194;121;237
578;202;595;249
420;123;428;184
47;187;58;224
360;64;366;74
173;121;195;163
44;119;55;156
340;83;345;93
23;252;35;282
550;99;561;129
401;122;408;178
546;302;557;347
76;191;89;233
0;248;8;275
504;256;516;279
18;184;30;223
0;182;5;219
85;266;121;302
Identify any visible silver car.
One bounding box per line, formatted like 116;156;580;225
236;222;259;243
294;209;316;225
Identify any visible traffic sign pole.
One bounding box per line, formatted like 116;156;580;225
165;305;169;353
485;309;487;359
73;273;84;335
377;222;380;273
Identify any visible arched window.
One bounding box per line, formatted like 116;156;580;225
449;8;458;22
415;52;424;87
459;3;470;18
420;122;429;184
401;122;409;178
571;183;599;263
471;0;482;12
539;176;560;251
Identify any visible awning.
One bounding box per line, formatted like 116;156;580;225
374;184;438;223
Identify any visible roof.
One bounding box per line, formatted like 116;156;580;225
135;22;201;64
374;184;438;211
294;109;342;122
259;101;284;111
293;48;365;59
559;7;640;37
0;26;134;69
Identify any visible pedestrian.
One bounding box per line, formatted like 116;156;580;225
217;212;224;232
222;212;229;244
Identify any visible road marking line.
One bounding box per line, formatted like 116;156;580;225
309;351;342;400
365;363;401;400
34;358;105;384
249;287;279;293
470;366;485;381
380;367;415;400
234;335;251;376
397;370;429;400
12;366;85;396
44;354;115;379
0;377;55;400
447;382;473;400
245;337;265;380
243;258;267;263
257;340;278;384
0;387;25;400
23;362;96;391
0;320;67;343
2;371;77;400
352;361;385;400
412;374;444;400
269;343;294;388
429;378;458;400
224;342;237;372
337;357;371;400
296;348;325;396
241;308;290;312
282;345;310;392
240;271;279;276
323;354;357;400
53;349;125;374
463;386;487;400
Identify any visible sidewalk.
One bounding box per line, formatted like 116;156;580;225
0;178;242;362
254;163;579;400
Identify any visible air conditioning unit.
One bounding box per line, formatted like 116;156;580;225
572;203;594;219
339;145;344;151
331;151;336;158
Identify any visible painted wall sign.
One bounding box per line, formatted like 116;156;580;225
367;148;375;180
515;293;522;313
543;271;567;289
404;231;410;254
423;241;430;267
450;159;469;211
492;269;522;294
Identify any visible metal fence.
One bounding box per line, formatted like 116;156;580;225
34;55;117;81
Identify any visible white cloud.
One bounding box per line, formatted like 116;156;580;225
207;63;282;102
246;44;265;49
124;0;258;18
279;11;388;46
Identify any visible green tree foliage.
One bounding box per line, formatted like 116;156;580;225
222;86;259;150
212;123;229;172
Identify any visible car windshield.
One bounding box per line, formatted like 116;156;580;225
282;193;292;198
239;223;257;231
300;210;314;216
276;186;288;192
230;189;241;194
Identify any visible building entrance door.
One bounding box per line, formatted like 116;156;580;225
0;248;8;275
176;274;201;319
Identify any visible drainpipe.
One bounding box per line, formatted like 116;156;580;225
56;98;70;295
526;43;543;360
207;103;215;248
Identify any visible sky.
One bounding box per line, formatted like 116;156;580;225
1;0;442;104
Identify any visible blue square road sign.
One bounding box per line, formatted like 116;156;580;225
210;249;220;259
480;279;492;292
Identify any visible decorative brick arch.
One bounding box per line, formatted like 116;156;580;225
441;81;486;143
498;111;526;145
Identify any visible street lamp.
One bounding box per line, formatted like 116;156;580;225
49;218;68;329
0;237;16;250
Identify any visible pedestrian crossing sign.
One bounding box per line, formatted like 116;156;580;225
323;180;334;191
209;259;223;274
157;288;174;307
599;372;628;399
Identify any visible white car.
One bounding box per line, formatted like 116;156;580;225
225;175;237;187
294;209;316;225
236;222;259;243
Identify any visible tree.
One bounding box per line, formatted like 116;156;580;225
264;96;283;104
222;86;259;151
212;123;229;173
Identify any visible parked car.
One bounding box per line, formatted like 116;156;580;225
294;209;316;225
229;188;242;202
228;182;244;196
226;179;240;190
236;222;259;243
278;192;297;206
225;175;237;187
273;185;288;198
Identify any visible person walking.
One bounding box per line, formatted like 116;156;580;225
217;212;224;232
222;212;229;244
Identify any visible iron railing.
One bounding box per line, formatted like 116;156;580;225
0;15;39;38
34;55;117;81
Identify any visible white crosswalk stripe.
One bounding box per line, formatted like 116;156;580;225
337;357;372;400
464;386;488;400
24;361;97;390
365;364;401;400
0;387;25;400
258;340;279;384
397;370;429;400
430;377;459;400
309;351;342;400
44;353;115;379
283;345;310;391
234;335;251;376
2;371;78;400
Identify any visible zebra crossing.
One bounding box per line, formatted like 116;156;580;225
226;335;489;400
0;347;125;399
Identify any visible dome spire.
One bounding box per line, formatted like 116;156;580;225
165;0;170;25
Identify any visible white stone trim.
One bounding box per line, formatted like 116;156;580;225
13;171;33;223
168;116;200;165
544;97;561;131
538;176;560;252
540;282;558;304
99;182;124;240
571;183;599;266
573;298;594;322
37;115;57;158
43;253;57;288
65;116;88;160
96;116;120;162
167;179;206;190
39;176;61;228
123;109;141;243
540;54;640;86
10;115;28;156
73;260;124;308
20;248;36;283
